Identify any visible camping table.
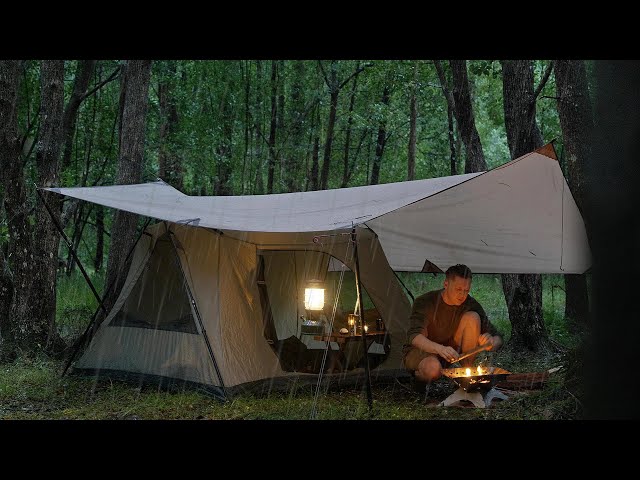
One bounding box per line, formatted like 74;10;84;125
314;331;388;353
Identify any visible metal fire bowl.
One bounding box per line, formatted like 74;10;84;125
442;367;512;393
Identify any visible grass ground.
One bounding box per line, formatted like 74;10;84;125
0;272;587;420
0;349;581;420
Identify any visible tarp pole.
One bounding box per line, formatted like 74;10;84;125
393;270;414;302
60;216;153;377
36;187;105;313
352;226;373;411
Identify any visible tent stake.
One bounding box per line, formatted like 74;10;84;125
352;226;373;411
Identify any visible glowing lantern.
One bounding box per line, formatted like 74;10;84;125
304;280;325;311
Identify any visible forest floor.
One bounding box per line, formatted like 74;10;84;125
0;341;586;421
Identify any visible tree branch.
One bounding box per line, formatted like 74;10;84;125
433;60;455;110
338;62;370;90
533;61;554;103
317;60;331;88
81;65;121;102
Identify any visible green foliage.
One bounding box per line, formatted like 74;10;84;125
0;221;8;247
56;269;105;340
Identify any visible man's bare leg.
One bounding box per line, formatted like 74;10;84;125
452;311;480;367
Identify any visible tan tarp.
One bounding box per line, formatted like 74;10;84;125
46;150;590;274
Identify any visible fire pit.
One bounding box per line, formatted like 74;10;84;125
442;366;511;393
438;366;512;408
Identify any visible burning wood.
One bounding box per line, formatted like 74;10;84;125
441;367;512;392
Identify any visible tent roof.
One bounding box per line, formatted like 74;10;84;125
45;149;591;274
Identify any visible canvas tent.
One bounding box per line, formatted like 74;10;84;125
45;146;591;398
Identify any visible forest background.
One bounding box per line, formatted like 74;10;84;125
0;59;636;419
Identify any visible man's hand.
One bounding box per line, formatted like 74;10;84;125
478;333;502;351
438;345;459;363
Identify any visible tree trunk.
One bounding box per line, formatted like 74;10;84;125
158;61;183;190
502;61;544;157
407;61;418;181
32;60;66;353
318;61;367;190
500;60;549;353
266;60;278;193
94;204;104;271
555;60;593;328
241;60;251;194
277;60;285;190
215;78;234;196
277;61;285;130
286;60;305;192
447;105;457;175
342;68;359;187
450;60;487;172
61;61;96;170
102;60;152;320
310;136;320;191
370;84;390;185
434;60;458;175
320;88;338;190
0;60;23;355
253;60;265;195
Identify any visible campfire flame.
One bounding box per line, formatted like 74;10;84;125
464;366;486;377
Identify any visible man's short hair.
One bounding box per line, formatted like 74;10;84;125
445;264;472;280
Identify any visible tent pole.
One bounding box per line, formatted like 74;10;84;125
352;226;373;411
168;231;227;398
60;216;153;377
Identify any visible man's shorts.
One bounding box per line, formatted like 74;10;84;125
402;347;446;371
402;338;462;371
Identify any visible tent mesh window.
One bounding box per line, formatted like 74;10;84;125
109;234;198;334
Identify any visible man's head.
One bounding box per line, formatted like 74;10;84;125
442;264;473;306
